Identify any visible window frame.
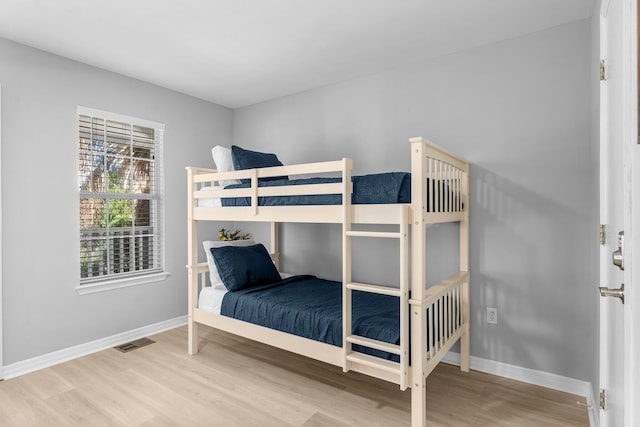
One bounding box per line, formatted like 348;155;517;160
76;106;168;295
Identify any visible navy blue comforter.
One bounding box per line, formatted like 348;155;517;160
220;275;400;360
221;172;411;206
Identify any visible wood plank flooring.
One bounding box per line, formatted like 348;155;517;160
0;326;589;426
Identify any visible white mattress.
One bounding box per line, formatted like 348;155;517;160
198;272;293;315
198;286;228;314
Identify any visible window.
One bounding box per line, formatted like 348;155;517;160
78;107;167;294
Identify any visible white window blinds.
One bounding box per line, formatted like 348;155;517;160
78;108;164;285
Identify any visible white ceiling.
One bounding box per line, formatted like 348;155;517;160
0;0;594;109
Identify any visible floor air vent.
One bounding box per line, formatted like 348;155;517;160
114;337;155;353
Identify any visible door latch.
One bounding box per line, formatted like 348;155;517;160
599;283;624;304
612;231;624;270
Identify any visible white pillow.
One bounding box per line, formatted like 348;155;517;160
196;185;223;207
203;239;255;289
211;145;241;187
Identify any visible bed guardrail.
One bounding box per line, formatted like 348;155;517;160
189;159;353;216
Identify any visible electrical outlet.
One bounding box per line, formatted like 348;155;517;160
487;307;498;325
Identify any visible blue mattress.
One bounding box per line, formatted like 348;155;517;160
221;172;411;206
220;275;401;361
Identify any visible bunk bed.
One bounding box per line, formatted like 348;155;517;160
186;137;470;427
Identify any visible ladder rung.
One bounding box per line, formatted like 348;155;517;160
345;231;402;239
346;282;401;297
346;352;401;374
346;335;401;355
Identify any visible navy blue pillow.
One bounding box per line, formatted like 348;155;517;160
231;145;287;183
210;243;282;291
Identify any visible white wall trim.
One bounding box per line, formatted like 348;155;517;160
76;271;170;295
2;315;187;380
586;383;600;427
443;351;598;426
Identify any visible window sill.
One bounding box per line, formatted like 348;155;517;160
76;272;170;295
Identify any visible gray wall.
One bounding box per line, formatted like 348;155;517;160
0;37;232;365
233;20;598;383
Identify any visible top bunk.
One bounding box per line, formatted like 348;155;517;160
186;137;469;225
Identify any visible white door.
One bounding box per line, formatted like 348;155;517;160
0;84;3;381
623;1;640;424
599;0;638;426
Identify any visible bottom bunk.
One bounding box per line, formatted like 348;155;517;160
189;261;469;390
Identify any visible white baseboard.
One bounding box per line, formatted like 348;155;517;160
3;315;187;380
443;351;598;427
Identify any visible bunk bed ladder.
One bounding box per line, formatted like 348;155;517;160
343;205;410;390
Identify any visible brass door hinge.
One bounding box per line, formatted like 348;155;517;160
600;60;606;81
599;224;606;245
600;389;606;410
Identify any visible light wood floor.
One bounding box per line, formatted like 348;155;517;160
0;326;589;426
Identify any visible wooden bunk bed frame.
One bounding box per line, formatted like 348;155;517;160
186;137;470;426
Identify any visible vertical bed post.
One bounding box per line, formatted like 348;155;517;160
341;158;353;372
270;222;280;270
186;167;199;355
399;205;410;391
409;137;428;427
460;164;471;372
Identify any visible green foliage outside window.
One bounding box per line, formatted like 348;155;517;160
100;173;133;229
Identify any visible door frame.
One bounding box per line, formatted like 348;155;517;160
598;3;617;425
0;83;3;380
